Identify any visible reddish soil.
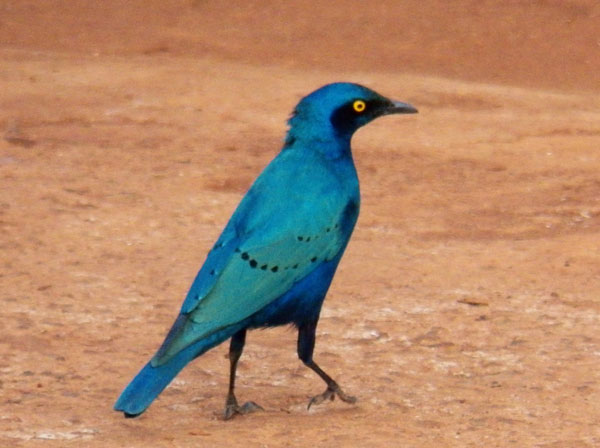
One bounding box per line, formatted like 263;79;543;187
1;1;599;447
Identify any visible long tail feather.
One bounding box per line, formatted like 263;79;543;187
114;322;241;417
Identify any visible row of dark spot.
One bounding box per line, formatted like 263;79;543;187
296;223;339;242
235;248;319;273
239;250;280;272
208;223;340;275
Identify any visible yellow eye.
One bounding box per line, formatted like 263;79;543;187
353;100;366;113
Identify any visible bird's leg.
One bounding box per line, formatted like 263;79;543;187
223;329;263;420
297;320;357;410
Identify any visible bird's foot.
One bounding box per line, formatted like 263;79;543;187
223;397;264;420
307;383;357;410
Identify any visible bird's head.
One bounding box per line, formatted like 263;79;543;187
286;82;417;156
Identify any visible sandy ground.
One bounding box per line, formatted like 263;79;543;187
1;1;600;447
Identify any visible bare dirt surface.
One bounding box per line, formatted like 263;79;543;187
1;1;600;447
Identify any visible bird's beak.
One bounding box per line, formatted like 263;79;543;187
385;100;418;115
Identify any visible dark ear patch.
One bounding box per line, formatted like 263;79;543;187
330;103;357;135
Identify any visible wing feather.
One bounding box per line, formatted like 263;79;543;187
155;150;359;362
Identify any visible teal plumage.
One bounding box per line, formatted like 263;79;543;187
114;82;417;419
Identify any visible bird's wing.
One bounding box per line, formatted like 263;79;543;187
153;152;358;364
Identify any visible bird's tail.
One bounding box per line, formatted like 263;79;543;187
114;321;242;418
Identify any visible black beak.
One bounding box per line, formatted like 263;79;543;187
385;100;418;115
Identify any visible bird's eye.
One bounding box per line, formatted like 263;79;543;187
352;100;366;113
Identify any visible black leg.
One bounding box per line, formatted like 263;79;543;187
297;320;357;409
225;329;246;409
223;329;263;420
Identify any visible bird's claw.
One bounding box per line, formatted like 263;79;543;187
223;400;264;420
307;384;357;410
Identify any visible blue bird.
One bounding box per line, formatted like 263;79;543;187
114;82;417;419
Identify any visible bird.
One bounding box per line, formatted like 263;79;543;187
114;82;417;420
